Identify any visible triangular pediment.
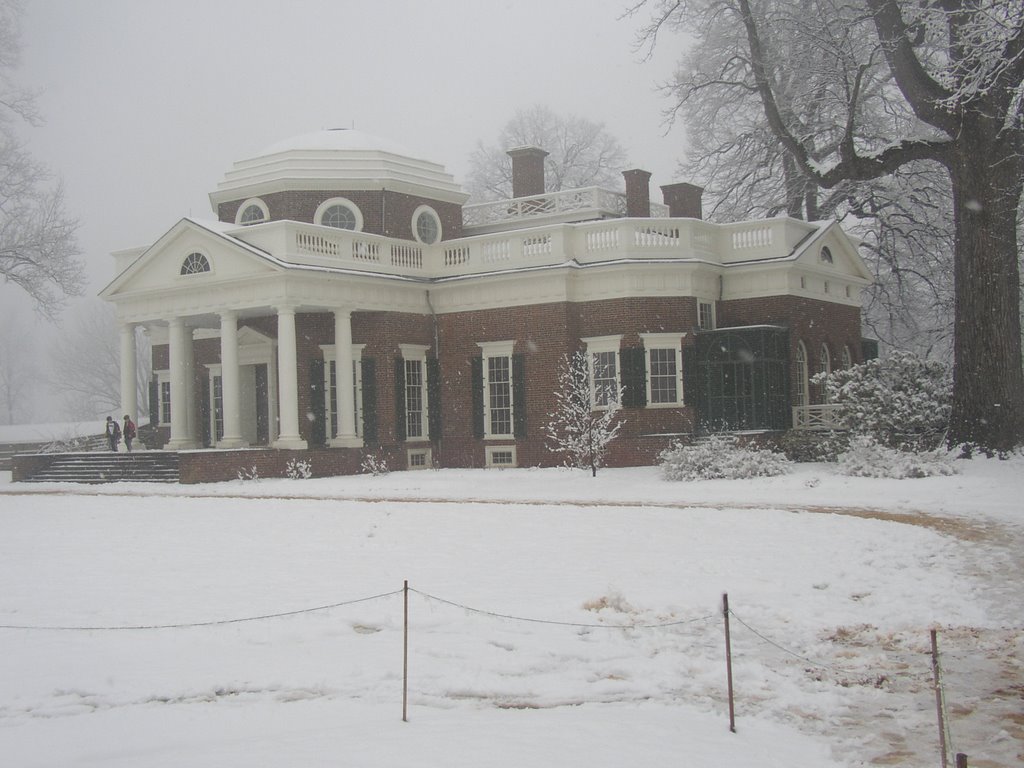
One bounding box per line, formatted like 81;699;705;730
793;222;873;283
100;218;285;299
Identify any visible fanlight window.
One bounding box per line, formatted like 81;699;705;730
180;252;210;275
820;246;833;264
239;204;265;225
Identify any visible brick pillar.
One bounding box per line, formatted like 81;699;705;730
507;146;548;198
622;169;652;217
661;182;704;219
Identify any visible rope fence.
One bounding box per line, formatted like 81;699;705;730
0;584;996;765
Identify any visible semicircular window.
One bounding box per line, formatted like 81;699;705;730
239;204;265;225
322;204;358;230
180;252;211;275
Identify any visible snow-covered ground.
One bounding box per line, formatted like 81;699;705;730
0;457;1021;767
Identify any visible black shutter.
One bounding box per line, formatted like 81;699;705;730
199;376;211;448
512;353;527;438
427;357;442;441
471;357;484;439
394;356;407;442
620;346;647;408
361;358;378;444
309;358;326;446
148;378;159;427
682;345;702;409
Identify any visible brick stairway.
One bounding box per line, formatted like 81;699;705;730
19;451;180;484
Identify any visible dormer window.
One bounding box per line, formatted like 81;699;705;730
413;206;441;244
315;198;363;231
180;252;211;275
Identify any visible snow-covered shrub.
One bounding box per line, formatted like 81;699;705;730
814;351;951;451
776;429;850;462
360;451;389;476
836;435;957;479
659;434;791;481
285;458;312;479
236;465;259;482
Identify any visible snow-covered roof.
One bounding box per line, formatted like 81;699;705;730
209;129;469;207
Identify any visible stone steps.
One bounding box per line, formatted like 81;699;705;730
20;452;180;484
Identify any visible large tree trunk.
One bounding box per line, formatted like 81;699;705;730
947;128;1024;451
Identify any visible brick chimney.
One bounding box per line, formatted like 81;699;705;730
622;169;652;217
661;182;704;219
507;146;548;198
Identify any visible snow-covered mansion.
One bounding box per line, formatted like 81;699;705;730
98;129;872;481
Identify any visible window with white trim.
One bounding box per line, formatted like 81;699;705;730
321;344;364;439
180;252;210;275
795;341;809;407
401;344;429;441
640;333;683;406
583;336;622;409
155;371;171;425
486;445;517;468
315;197;363;231
407;447;432;469
207;367;224;442
412;205;441;244
841;345;852;370
477;341;515;438
698;301;715;330
236;197;268;226
819;344;832;403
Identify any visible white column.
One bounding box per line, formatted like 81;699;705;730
166;317;198;450
330;309;362;447
217;311;245;448
273;306;308;449
119;323;138;423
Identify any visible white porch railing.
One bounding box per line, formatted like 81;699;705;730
241;215;820;279
792;404;845;431
462;187;670;228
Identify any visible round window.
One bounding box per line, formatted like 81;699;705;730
322;204;358;230
414;207;440;244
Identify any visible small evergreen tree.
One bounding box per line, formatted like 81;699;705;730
814;351;951;451
544;351;623;476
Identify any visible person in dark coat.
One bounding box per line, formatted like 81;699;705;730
123;415;137;452
105;416;121;452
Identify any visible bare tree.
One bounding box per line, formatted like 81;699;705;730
636;0;1024;451
0;307;40;424
0;0;83;319
49;301;151;420
466;105;629;201
544;351;623;477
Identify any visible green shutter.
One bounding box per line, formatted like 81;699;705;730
471;357;484;439
394;357;407;442
309;358;326;446
682;345;701;409
620;346;647;408
512;353;527;438
427;357;442;441
361;358;378;444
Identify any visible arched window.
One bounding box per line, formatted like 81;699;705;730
235;197;269;226
795;341;809;407
820;245;833;264
841;345;853;370
239;204;265;225
413;205;441;244
180;252;210;275
315;198;363;231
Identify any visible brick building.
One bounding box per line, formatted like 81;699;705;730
101;129;873;480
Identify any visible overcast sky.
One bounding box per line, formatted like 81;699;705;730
11;0;689;300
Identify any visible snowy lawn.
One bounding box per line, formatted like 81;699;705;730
0;457;1021;767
